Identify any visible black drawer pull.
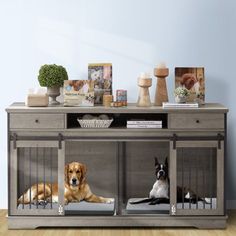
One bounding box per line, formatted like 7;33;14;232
35;119;39;123
196;119;200;123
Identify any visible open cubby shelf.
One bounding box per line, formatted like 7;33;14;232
67;113;168;129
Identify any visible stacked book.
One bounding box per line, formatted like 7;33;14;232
127;120;162;129
162;102;199;108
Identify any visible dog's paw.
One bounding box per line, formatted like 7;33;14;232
105;198;114;204
31;199;37;205
148;202;156;205
149;200;160;205
38;199;48;206
204;198;211;204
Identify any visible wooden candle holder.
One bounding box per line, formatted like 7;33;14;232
154;67;169;106
137;78;152;107
103;94;113;107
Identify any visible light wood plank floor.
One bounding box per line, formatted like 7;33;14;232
1;210;236;236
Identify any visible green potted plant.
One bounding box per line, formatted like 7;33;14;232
174;87;190;103
38;64;68;105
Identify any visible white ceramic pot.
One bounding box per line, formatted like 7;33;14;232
175;95;187;103
47;86;60;105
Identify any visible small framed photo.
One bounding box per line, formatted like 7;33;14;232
64;80;94;107
175;67;205;104
116;89;127;106
88;63;112;105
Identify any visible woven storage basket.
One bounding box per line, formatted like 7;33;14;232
77;119;113;128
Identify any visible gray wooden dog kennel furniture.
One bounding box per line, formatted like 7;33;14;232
6;103;228;229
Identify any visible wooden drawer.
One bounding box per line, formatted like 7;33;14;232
169;113;224;129
10;113;65;129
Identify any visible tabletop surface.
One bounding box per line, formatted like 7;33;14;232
6;102;228;113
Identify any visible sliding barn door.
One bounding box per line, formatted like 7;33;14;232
170;140;224;216
9;140;65;216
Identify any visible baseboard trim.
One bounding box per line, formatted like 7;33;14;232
227;200;236;209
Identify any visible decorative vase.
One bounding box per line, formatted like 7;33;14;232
137;73;152;107
47;86;60;105
175;95;187;103
154;63;169;106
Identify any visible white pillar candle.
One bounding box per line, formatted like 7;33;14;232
157;62;166;69
139;72;151;79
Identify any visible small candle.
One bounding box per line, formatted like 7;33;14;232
139;72;151;79
103;94;113;107
157;62;166;69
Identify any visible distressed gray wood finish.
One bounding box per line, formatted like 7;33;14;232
6;102;228;228
10;113;65;129
169;113;224;129
7;215;227;229
11;141;60;216
174;141;224;216
58;141;65;215
10;141;17;216
169;141;177;216
6;102;228;113
10;130;225;140
217;141;224;215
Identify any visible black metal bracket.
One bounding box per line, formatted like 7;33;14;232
58;133;63;149
171;133;224;150
9;133;224;150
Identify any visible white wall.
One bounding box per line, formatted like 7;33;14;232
0;0;236;209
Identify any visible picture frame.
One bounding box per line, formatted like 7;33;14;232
175;67;205;104
88;63;112;105
64;80;95;107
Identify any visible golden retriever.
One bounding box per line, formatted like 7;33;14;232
18;162;114;205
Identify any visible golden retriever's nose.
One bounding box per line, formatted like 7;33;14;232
72;178;77;184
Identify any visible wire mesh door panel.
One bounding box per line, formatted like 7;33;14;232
10;140;64;216
170;140;224;216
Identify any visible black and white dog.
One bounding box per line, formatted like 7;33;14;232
130;157;209;205
130;157;170;205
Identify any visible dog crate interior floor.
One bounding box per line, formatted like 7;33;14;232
126;198;170;214
18;200;115;216
126;198;217;214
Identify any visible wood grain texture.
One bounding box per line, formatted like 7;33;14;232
1;210;235;234
7;214;228;229
6;102;228;114
154;77;169;106
169;113;224;129
10;113;65;129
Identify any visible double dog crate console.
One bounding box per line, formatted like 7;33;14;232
6;103;228;229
